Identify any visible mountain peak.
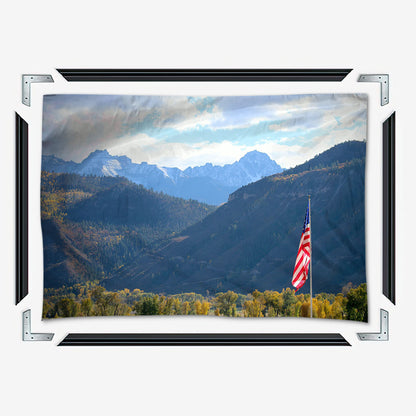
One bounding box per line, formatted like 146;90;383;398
239;150;273;163
244;150;265;156
87;149;110;158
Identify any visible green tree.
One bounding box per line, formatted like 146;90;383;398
81;298;93;316
345;283;367;321
57;298;79;317
215;291;238;316
106;292;122;315
42;300;52;318
135;296;160;315
263;290;282;316
282;288;297;316
90;286;106;303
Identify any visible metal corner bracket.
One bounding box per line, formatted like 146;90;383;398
358;74;389;106
22;310;54;341
22;74;54;106
357;309;389;341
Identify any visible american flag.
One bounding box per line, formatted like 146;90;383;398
292;204;311;292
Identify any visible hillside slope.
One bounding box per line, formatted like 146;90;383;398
41;172;215;287
105;141;366;294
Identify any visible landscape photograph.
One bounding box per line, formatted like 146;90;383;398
41;93;368;321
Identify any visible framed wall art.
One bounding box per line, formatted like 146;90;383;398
15;68;395;346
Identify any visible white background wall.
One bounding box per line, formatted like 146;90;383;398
0;1;414;415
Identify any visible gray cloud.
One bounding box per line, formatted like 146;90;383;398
42;93;367;165
42;95;156;161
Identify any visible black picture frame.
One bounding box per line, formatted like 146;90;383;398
15;113;28;305
56;68;352;83
17;68;392;346
59;333;350;346
383;112;396;304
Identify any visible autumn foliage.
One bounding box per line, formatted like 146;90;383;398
43;283;367;321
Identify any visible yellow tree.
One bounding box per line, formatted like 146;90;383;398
181;301;191;315
243;298;265;317
300;301;311;317
331;299;344;319
194;300;203;315
172;298;182;315
201;301;211;315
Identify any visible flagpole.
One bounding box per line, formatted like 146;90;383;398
309;195;313;318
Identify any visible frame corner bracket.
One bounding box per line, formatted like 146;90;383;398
22;310;54;341
22;74;54;106
358;74;389;106
357;309;389;341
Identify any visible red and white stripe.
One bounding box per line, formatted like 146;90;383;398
292;224;311;291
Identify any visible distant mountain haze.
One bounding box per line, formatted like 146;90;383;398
42;150;283;205
184;151;282;188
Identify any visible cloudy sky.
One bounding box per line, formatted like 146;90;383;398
42;93;367;169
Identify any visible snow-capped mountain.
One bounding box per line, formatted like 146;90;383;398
184;150;282;188
42;149;282;205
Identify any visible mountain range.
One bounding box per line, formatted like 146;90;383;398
42;140;366;295
42;150;283;205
